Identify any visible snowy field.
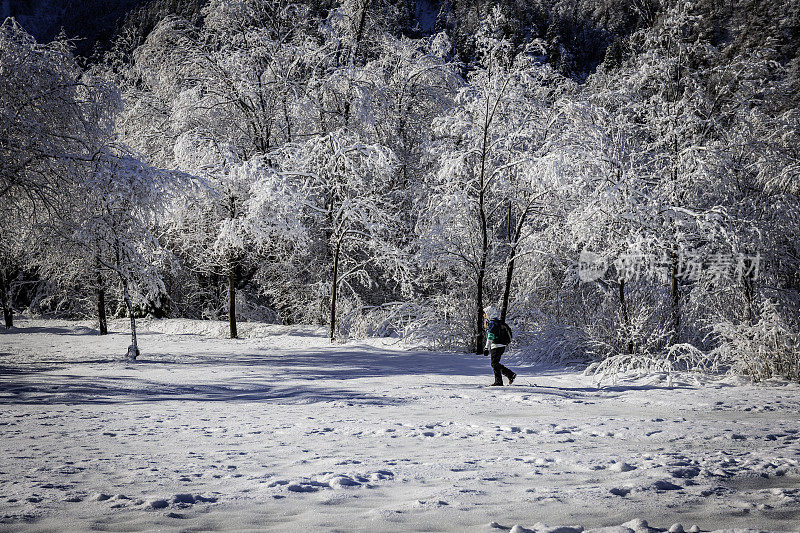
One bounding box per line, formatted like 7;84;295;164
1;319;799;533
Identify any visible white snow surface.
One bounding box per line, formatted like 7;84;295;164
1;318;799;532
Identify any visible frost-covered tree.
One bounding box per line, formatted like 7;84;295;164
538;1;800;374
169;132;258;339
0;19;110;326
84;152;176;358
298;0;413;136
272;129;402;341
419;16;552;352
566;2;733;352
0;19;178;354
712;56;800;318
354;32;458;182
121;2;314;336
33;144;179;358
491;59;574;324
0;19;161;337
0;19;103;212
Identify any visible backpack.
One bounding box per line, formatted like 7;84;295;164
487;318;513;345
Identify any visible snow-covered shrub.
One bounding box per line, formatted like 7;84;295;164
337;302;417;339
583;289;716;383
593;296;673;357
588;343;711;385
514;323;593;367
710;300;800;382
401;297;474;351
233;292;277;323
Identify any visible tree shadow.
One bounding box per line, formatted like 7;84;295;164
218;345;491;381
0;332;692;407
509;382;690;398
0;345;489;406
111;344;493;382
0;325;100;336
0;373;403;407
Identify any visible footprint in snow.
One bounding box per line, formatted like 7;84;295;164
652;480;683;491
608;462;636;473
288;480;331;492
370;470;393;481
146;494;218;509
670;466;700;479
148;499;169;509
609;487;632;496
172;493;217;505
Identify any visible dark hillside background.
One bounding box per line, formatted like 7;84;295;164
6;0;797;79
4;0;203;57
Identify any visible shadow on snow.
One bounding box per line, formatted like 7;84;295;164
0;331;688;406
0;345;486;406
0;325;100;336
0;373;403;407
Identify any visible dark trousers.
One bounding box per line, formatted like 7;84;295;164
490;346;514;384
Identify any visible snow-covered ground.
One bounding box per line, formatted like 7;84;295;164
1;319;799;532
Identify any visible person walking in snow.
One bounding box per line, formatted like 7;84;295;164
483;306;516;386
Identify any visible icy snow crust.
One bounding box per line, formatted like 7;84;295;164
1;319;799;532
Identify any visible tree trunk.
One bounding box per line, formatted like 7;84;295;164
475;263;486;354
500;201;524;322
500;248;516;323
475;175;489;353
113;240;137;359
283;95;292;143
97;286;108;336
330;238;342;342
228;259;238;339
474;92;493;354
121;278;139;359
475;146;488;353
619;279;633;354
743;271;755;325
0;268;12;329
350;0;371;63
341;0;371;126
96;264;107;335
670;248;680;343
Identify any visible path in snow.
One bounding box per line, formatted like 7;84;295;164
1;319;799;532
